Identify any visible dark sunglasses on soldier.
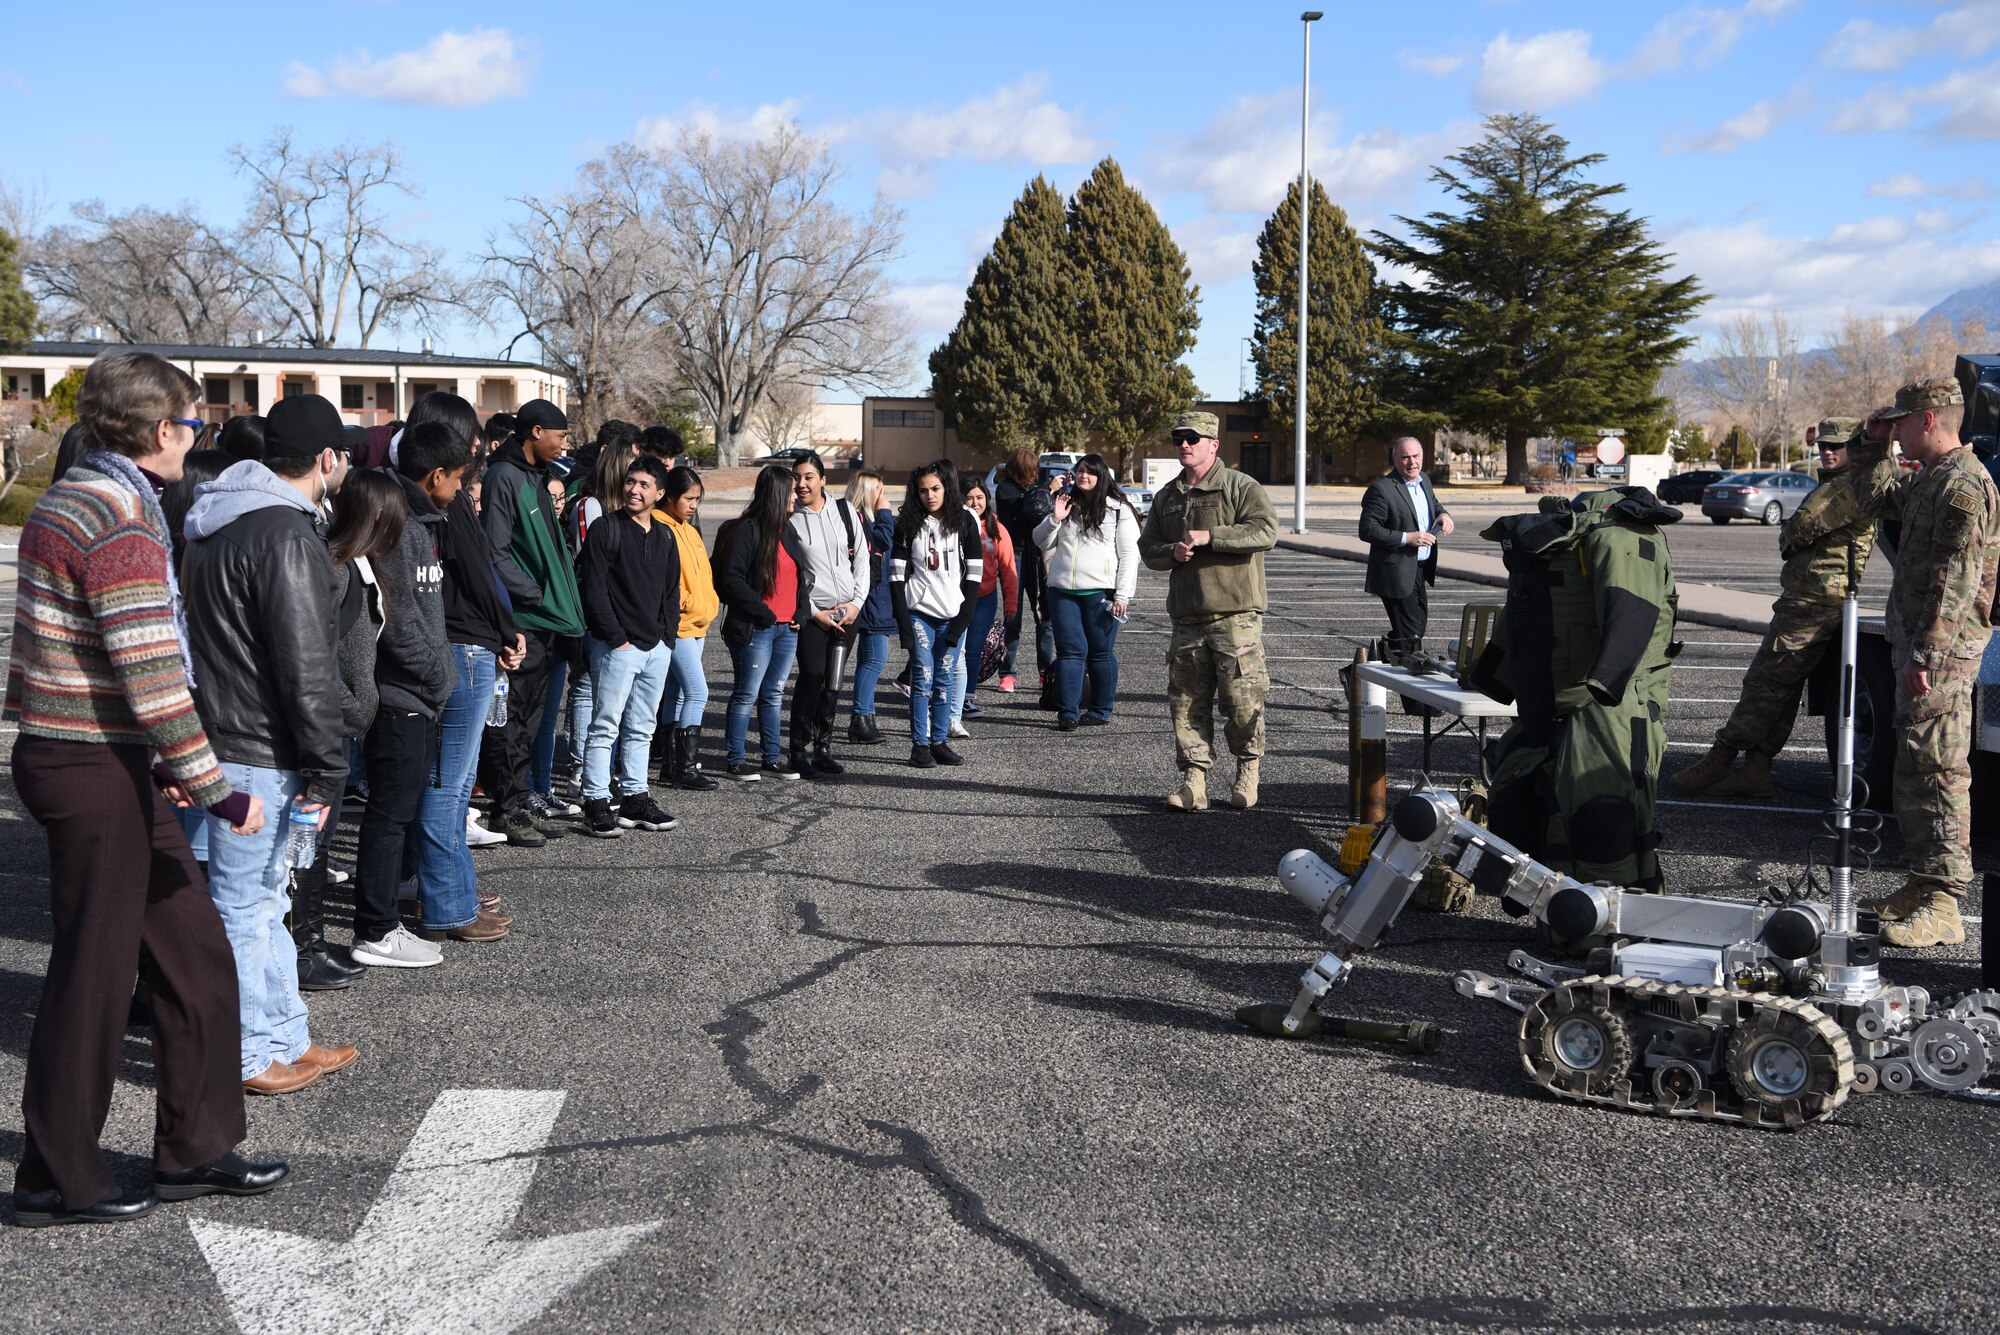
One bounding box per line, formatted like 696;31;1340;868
1172;431;1202;444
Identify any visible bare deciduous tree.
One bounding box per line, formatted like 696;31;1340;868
479;149;679;436
748;369;820;456
1700;311;1804;467
230;130;456;348
24;201;263;343
642;124;909;465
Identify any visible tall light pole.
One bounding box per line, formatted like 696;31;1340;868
1294;10;1322;534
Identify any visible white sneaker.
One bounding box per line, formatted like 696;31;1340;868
466;812;506;848
350;926;443;969
948;721;971;739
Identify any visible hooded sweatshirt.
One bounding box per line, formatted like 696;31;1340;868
440;488;518;654
375;470;455;718
482;438;586;637
788;497;871;611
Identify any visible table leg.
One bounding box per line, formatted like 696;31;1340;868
1422;710;1434;774
1477;718;1490;784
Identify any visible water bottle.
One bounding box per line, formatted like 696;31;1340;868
487;672;509;727
284;801;320;871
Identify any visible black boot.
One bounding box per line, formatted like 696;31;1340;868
675;727;718;790
790;747;822;780
848;715;874;743
812;744;845;775
292;857;363;992
657;724;683;787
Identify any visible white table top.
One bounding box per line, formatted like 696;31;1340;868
1354;662;1519;719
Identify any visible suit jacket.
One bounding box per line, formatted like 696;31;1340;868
1359;472;1449;599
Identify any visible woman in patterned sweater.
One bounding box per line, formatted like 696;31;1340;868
5;351;285;1228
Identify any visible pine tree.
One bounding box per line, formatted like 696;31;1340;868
929;176;1086;450
1068;159;1199;474
1250;178;1382;472
1371;114;1704;483
0;229;37;354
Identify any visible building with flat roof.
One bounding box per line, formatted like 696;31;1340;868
859;395;1415;482
0;340;567;428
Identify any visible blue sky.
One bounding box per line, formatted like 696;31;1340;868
8;1;2000;400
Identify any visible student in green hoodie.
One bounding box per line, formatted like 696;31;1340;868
478;399;585;848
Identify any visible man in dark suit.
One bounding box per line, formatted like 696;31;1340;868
1359;437;1454;656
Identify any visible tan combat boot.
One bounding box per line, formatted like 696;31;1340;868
1881;891;1966;948
1859;881;1927;923
1166;768;1208;812
1230;759;1259;810
1709;751;1774;799
1670;744;1738;793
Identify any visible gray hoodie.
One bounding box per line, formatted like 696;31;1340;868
184;458;321;539
788;498;871;611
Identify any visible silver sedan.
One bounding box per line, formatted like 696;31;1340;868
1700;470;1816;525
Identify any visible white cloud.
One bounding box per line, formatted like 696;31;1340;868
283;28;532;107
1867;172;1991;200
1664;215;2000;342
1150;92;1469;216
1664;88;1809;153
1397;50;1464;77
838;76;1099;170
893;283;967;334
1829;58;2000;140
1474;30;1605;111
1826;95;1916;135
1818;2;2000;73
1175;217;1261;289
635;99;804;150
1626;0;1800;76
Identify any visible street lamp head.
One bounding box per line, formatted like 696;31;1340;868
1302;10;1323;20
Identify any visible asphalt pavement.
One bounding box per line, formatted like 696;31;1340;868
0;515;1993;1334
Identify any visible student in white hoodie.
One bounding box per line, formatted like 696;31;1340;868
889;462;982;768
1032;453;1139;732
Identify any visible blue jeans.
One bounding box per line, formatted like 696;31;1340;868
725;623;798;764
951;590;1000;720
664;635;710;729
851;631;890;718
1049;591;1120;723
909;614;958;747
175;804;209;863
411;643;493;932
204;763;311;1080
533;653;568;793
585;637;673;799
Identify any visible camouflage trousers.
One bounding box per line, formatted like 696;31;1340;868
1166;612;1268;771
1716;598;1840;758
1892;658;1978;898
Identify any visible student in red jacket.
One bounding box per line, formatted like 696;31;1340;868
949;477;1019;732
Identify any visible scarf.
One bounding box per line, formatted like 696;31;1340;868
83;449;197;689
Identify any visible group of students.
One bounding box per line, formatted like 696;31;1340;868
0;345;1153;1226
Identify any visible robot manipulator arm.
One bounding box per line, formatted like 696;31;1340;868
1276;790;1577;1033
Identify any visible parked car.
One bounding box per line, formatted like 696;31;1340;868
754;446;820;466
1120;483;1154;518
1656;469;1727;504
1037;451;1084;475
1700;470;1815;525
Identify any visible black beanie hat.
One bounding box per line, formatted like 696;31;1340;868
264;394;345;460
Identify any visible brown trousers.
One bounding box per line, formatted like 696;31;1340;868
10;737;246;1206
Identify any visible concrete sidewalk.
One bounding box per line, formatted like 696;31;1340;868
1275;530;1784;634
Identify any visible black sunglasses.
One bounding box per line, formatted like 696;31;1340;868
1172;431;1204;444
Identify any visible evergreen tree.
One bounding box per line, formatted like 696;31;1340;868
1067;159;1199;473
929;176;1086;450
1371;114;1704;483
1250;178;1382;471
0;229;37;354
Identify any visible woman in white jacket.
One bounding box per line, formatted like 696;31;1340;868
1032;452;1139;731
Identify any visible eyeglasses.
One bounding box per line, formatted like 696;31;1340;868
167;418;204;432
1172;432;1204;444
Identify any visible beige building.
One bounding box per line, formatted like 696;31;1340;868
1;340;566;427
859;395;1408;482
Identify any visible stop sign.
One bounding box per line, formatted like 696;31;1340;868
1596;437;1627;465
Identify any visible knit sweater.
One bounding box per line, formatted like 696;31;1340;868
5;465;232;808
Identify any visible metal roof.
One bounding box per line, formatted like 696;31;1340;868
24;340;557;375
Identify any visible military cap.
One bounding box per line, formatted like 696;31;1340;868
1171;410;1219;439
1878;375;1965;420
1814;416;1864;448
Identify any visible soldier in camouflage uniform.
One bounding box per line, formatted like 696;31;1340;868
1672;417;1900;799
1138;411;1278;811
1863;376;2000;948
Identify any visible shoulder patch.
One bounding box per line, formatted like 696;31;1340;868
1637;538;1656;562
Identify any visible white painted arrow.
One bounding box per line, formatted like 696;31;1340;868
191;1090;662;1335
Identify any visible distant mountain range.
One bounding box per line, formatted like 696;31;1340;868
1919;279;2000;330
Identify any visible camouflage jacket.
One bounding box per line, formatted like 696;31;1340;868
1139;462;1278;622
1777;452;1900;602
1882;446;2000;668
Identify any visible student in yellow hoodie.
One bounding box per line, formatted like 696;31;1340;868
655;466;722;789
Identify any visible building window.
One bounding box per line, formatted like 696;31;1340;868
872;409;935;428
340;383;365;410
206;377;232;405
1225;413;1261;433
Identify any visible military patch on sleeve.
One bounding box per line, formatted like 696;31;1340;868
1940;488;1979;549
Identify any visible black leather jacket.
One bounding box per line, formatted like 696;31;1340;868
181;493;348;805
